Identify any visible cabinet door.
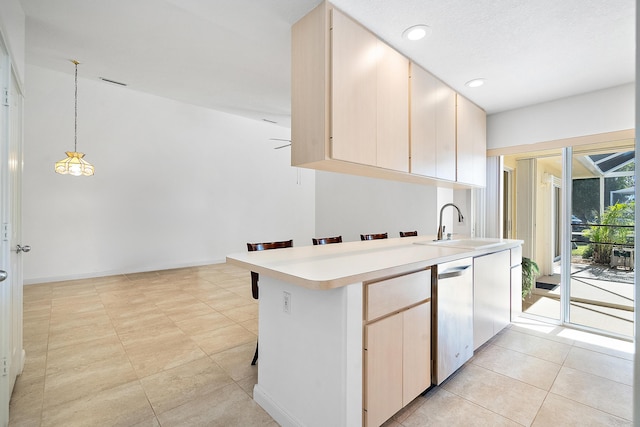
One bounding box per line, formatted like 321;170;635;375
377;42;409;172
511;264;523;321
410;65;455;180
331;9;377;166
364;313;403;427
474;250;511;350
402;302;431;405
410;65;437;177
435;82;456;181
456;95;487;186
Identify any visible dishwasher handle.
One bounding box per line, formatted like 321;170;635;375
438;265;471;280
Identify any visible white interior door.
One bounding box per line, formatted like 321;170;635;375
8;67;24;390
0;41;24;427
0;39;10;427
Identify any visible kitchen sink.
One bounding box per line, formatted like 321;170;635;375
413;238;505;250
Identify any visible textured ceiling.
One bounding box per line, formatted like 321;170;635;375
19;0;635;128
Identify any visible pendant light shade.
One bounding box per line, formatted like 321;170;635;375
55;60;94;176
54;151;95;176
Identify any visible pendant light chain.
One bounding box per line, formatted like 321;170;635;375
74;60;78;153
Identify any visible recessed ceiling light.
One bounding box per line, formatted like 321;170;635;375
402;25;432;41
465;78;486;88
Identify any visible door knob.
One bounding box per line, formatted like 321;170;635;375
0;270;7;282
16;245;31;253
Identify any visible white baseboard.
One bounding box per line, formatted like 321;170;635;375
253;384;305;427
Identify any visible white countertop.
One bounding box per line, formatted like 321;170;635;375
226;236;523;290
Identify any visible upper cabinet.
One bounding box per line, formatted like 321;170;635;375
410;64;456;181
291;1;485;188
456;95;487;186
331;9;409;171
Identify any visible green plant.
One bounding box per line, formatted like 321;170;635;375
584;202;635;265
521;257;539;300
581;245;594;259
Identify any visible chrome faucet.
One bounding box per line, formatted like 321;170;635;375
437;203;464;240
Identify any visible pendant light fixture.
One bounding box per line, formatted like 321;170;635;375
54;60;95;176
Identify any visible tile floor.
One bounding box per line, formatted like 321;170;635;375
9;263;635;426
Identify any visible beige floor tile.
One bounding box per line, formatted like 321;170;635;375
402;387;521;426
202;293;253;311
239;317;259;334
210;341;258;381
16;353;47;384
99;289;148;306
550;366;633;421
175;311;236;335
48;310;112;333
573;339;634;361
391;393;426;423
191;324;256;355
47;322;118;351
532;393;632;426
158;300;217;322
22;317;50;338
23;304;51;318
9;375;44;425
156;382;274;426
45;335;127;372
220;302;258;323
471;343;561;390
442;364;547;426
43;352;138;409
22;333;49;357
40;380;155;427
491;328;572;364
116;320;183;346
506;320;576;346
193;286;241;300
563;346;633;386
123;330;207;378
235;371;258;397
129;416;161;427
140;357;234;414
106;300;163;320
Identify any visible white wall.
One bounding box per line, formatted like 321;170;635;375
315;171;447;242
487;83;635;149
0;0;25;86
23;64;315;284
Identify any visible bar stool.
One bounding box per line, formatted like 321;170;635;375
360;233;388;241
247;239;293;365
312;236;342;245
399;231;418;237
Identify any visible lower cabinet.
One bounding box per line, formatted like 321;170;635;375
363;270;431;427
473;250;511;350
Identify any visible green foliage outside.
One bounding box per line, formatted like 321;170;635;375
521;257;539;300
583;201;635;265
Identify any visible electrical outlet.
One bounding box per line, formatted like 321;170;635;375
283;291;291;314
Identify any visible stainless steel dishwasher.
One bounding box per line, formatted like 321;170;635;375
432;257;474;385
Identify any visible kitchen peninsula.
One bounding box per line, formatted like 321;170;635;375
227;236;522;427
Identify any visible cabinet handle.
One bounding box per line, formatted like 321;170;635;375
438;265;471;280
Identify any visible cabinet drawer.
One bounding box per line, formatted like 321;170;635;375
510;246;522;267
365;269;430;321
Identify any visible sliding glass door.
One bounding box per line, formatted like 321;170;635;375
568;144;635;337
504;139;635;339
